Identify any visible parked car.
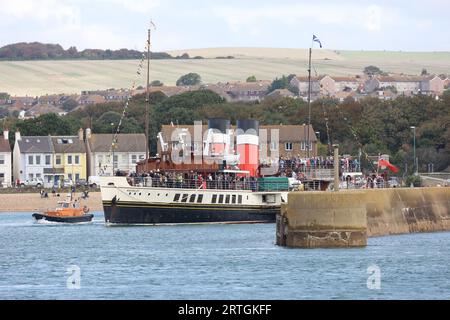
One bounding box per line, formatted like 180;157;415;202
88;176;101;188
62;179;74;188
388;177;400;188
20;178;44;188
75;179;88;187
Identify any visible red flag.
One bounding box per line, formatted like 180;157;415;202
378;159;399;173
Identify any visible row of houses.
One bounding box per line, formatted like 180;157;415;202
0;129;146;187
157;124;318;164
290;74;450;98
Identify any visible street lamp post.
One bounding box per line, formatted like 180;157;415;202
410;126;417;175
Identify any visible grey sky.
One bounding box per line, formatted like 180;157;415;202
0;0;448;51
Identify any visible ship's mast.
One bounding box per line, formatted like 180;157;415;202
145;28;151;161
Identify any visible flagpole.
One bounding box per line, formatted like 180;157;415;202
307;47;312;159
145;27;151;162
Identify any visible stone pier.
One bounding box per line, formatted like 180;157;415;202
276;187;450;248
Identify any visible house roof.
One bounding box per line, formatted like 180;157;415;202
160;124;317;143
17;136;54;153
88;134;146;153
0;137;10;152
52;136;86;153
266;89;296;98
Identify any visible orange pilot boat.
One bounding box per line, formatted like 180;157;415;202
32;194;93;223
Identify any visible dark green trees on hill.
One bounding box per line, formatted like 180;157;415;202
176;73;202;86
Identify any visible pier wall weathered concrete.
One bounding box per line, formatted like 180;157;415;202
277;188;450;248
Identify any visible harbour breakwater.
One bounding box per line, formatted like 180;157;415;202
0;192;103;212
277;187;450;248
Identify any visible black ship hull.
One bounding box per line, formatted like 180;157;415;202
32;213;94;223
103;201;278;225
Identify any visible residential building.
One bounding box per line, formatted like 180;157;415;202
265;89;296;99
0;130;12;187
420;75;445;95
51;129;87;183
13;133;54;185
86;132;146;176
158;124;318;163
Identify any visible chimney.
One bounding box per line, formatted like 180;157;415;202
85;128;92;139
3;129;8;141
15;130;21;141
78;128;84;141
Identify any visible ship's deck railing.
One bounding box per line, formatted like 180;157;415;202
127;177;291;192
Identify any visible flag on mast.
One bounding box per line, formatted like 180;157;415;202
312;35;322;48
378;158;399;173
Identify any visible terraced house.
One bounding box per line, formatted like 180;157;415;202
51;129;87;184
13;133;54;185
0;130;12;187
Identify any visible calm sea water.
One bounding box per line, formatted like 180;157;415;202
0;211;449;300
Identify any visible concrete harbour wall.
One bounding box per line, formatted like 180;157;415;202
277;188;450;248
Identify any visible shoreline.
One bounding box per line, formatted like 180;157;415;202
0;192;103;212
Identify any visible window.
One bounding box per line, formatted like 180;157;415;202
28;173;34;180
45;155;51;165
75;173;80;181
68;174;72;181
113;155;118;164
35;155;41;165
36;173;41;179
28;155;33;165
232;195;236;204
189;194;196;203
67;155;72;165
285;142;293;151
181;194;188;203
211;194;217;204
218;194;224;204
139;155;145;160
225;195;230;204
173;194;181;202
56;155;61;165
75;155;80;165
238;195;243;204
131;155;137;164
270;141;278;151
197;194;203;203
301;141;312;150
121;155;127;163
0;155;4;165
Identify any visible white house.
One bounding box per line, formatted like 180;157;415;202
13;132;55;185
0;130;12;187
86;131;146;176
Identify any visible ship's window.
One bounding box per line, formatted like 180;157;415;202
225;195;230;204
148;193;150;196
173;194;181;202
238;195;243;204
129;192;131;195
197;194;203;203
218;194;224;204
139;193;141;196
232;195;236;204
212;194;217;203
181;194;188;203
165;193;168;197
189;194;196;203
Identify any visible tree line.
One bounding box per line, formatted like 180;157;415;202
1;89;449;175
0;42;202;61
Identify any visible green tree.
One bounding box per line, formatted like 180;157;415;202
267;75;299;95
150;80;164;87
363;65;384;76
246;75;257;82
176;73;201;86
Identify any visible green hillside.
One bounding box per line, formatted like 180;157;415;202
1;48;449;96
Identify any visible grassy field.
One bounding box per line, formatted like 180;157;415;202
1;48;450;96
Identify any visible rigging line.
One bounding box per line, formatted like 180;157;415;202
319;101;332;155
107;40;150;166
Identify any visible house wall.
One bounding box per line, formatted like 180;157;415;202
62;153;87;181
319;76;336;95
0;151;12;187
92;152;145;176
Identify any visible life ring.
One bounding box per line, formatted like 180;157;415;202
83;206;90;213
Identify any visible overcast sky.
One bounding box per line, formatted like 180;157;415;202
1;0;449;52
